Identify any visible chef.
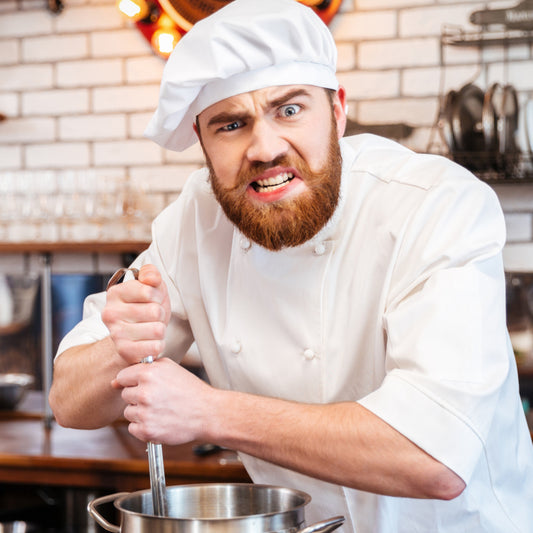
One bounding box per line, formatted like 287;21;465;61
49;0;533;531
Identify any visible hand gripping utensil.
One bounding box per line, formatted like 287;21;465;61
107;267;168;517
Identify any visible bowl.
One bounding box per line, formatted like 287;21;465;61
0;274;39;336
0;522;37;533
0;373;34;410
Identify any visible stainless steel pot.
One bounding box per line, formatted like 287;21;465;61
88;483;344;533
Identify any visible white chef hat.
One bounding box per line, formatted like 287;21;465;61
144;0;339;152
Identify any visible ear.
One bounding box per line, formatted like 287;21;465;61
332;86;347;139
193;120;205;150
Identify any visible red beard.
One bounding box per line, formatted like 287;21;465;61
207;127;342;251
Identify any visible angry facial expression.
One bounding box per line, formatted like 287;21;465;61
196;85;346;250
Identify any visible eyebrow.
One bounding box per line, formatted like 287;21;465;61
268;88;312;109
206;87;313;128
206;110;251;128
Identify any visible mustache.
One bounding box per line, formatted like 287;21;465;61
247;155;292;175
228;154;311;193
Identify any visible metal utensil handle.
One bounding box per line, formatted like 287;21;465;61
107;268;168;517
142;354;168;517
147;441;167;515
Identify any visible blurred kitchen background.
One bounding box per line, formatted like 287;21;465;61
1;0;533;444
1;0;533;261
0;0;533;530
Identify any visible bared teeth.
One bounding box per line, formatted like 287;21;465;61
253;172;293;192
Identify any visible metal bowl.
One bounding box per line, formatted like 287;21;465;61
0;273;39;336
0;522;37;533
0;373;34;410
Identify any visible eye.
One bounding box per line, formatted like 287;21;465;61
220;120;243;132
279;104;301;118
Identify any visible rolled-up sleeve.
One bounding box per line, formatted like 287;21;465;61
55;290;109;357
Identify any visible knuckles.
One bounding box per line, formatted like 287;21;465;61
146;302;165;324
101;305;119;326
152;321;166;339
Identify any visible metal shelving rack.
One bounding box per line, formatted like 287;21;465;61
441;25;533;48
436;24;533;184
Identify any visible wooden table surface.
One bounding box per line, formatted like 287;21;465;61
0;393;250;492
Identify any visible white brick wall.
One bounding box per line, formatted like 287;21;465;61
0;0;532;273
56;58;123;87
22;35;88;62
0;65;54;90
0;40;19;64
0;11;53;37
59;113;126;140
399;5;478;37
0;117;55;143
333;11;397;41
92;85;160;112
22;89;89;115
358;38;441;69
26;142;90;167
93;139;161;166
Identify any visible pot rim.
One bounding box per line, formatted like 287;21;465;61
113;483;312;521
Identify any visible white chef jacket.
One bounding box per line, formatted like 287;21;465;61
58;134;533;532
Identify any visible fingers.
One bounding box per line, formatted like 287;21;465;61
127;421;160;443
115;360;216;446
114;338;165;363
103;264;170;365
106;280;165;307
104;301;166;329
123;405;161;443
104;308;166;363
124;320;166;341
115;362;165;443
114;359;161;392
105;264;166;308
137;264;163;289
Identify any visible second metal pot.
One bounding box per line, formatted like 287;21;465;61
88;483;344;533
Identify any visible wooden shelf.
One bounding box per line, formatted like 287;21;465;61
0;241;150;254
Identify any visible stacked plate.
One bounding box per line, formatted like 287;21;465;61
440;82;532;176
518;99;533;159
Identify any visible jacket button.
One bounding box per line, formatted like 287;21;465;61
240;238;251;251
303;348;316;360
231;341;242;354
313;242;326;256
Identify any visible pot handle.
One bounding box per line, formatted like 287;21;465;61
87;492;129;533
297;516;345;533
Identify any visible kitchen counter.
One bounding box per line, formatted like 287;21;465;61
0;393;250;493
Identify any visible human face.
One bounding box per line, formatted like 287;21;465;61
196;85;347;250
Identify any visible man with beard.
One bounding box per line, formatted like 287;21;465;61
49;0;533;531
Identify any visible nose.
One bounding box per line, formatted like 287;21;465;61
245;119;289;163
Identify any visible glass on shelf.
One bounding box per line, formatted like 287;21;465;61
31;170;59;242
0;170;163;244
120;182;163;243
0;172;17;242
